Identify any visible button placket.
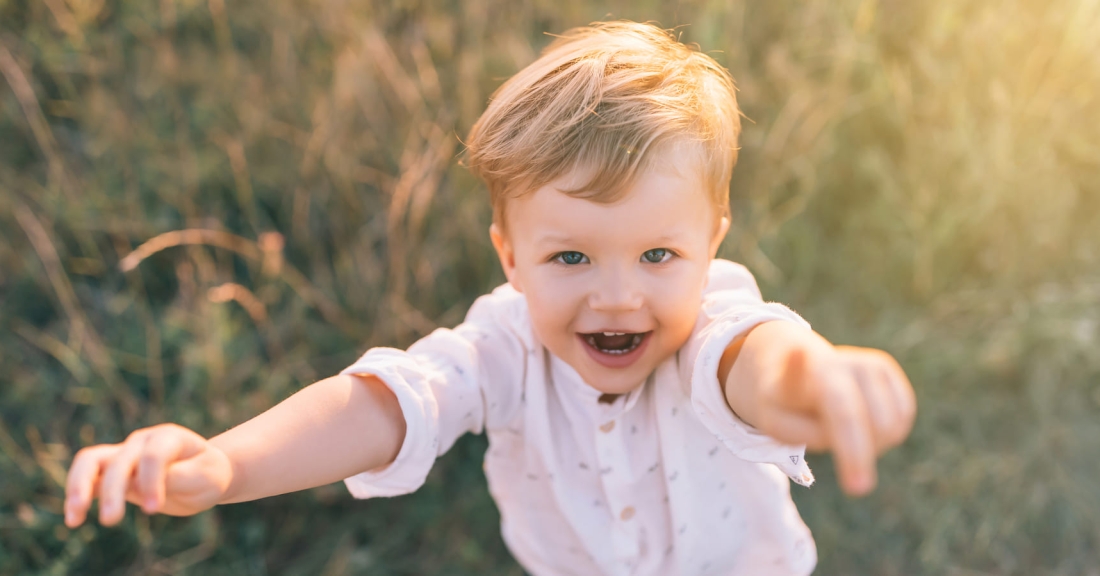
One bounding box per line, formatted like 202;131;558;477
595;418;620;482
596;416;641;567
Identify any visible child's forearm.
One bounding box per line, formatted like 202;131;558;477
719;320;915;495
212;374;406;504
718;320;831;431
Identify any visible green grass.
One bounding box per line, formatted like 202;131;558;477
2;0;1099;574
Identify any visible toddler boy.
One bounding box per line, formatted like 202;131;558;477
64;21;915;576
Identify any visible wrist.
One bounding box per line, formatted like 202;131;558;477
210;442;245;505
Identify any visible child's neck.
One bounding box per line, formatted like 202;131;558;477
598;393;621;404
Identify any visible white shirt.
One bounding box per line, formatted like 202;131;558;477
341;259;817;576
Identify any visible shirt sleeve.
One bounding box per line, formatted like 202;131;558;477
339;285;528;499
683;260;816;487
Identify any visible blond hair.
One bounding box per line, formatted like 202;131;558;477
464;21;742;226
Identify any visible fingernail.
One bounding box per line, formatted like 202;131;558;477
847;473;869;494
143;498;157;513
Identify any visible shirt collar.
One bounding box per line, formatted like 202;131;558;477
548;351;647;424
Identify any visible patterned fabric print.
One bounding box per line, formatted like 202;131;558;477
342;259;817;576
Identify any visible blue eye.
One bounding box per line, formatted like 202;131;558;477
642;248;670;263
555;251;588;265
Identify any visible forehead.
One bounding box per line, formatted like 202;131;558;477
505;146;716;246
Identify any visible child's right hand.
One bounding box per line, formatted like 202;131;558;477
64;423;234;527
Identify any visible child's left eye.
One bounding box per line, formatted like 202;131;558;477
642;248;671;263
554;251;588;265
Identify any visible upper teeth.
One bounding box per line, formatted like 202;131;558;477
603;332;625;336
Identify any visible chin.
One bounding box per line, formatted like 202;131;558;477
581;364;653;395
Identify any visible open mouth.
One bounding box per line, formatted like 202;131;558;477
578;331;652;369
581;331;650;355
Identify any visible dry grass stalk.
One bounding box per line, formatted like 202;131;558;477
12;319;91;384
258;231;285;276
39;0;85;45
0;416;38;477
0;43;75;197
14;203;138;420
118;228;263;272
207;282;269;323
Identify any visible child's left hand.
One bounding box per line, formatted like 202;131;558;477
721;322;917;496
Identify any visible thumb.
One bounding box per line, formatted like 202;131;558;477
164;445;230;494
157;448;233;515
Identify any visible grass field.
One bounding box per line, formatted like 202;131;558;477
2;0;1099;574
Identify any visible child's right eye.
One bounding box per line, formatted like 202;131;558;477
554;251;588;265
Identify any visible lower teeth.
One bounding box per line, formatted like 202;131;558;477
589;334;643;354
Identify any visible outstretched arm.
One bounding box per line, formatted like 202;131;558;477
212;373;405;503
65;374;405;527
718;321;916;496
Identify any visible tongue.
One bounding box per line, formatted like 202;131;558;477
592;333;634;350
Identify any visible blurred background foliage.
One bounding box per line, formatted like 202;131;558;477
1;0;1099;573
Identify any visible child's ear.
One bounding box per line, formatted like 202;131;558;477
489;223;523;292
709;216;731;258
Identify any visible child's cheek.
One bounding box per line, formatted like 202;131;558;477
651;266;707;334
524;279;581;338
531;272;575;306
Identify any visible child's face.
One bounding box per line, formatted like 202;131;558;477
491;145;730;395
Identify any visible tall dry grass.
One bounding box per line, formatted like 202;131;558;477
1;0;1098;574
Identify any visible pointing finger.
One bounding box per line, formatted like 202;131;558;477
820;368;876;496
852;364;902;454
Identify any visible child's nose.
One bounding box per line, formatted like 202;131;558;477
588;269;644;312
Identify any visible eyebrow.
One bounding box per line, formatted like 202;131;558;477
532;231;687;246
648;233;683;244
533;233;574;245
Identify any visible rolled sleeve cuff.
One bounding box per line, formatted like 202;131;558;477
689;303;816;487
340;348;441;499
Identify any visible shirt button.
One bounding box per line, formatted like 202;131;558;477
600;420;616;433
620;506;635;521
